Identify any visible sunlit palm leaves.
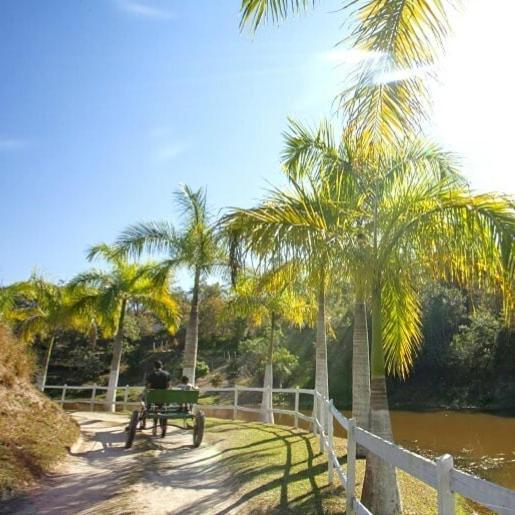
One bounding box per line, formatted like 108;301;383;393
115;184;224;279
7;275;82;342
342;0;458;146
69;248;180;336
226;268;313;328
240;0;457;147
232;117;514;378
240;0;315;31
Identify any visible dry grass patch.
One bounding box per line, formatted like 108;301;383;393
0;325;79;500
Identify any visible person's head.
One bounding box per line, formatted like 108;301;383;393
154;360;163;371
181;375;189;384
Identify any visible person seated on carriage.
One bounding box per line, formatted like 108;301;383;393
178;375;195;391
146;360;171;390
178;375;197;411
132;360;171;432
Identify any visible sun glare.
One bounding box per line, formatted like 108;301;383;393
433;0;515;194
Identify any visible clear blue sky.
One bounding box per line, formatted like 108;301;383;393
1;0;512;286
0;0;346;285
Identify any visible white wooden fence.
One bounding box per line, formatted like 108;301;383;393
42;384;141;411
43;384;515;514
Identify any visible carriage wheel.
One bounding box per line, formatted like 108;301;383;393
193;411;205;447
125;410;139;449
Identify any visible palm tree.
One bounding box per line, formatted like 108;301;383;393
114;185;224;385
226;117;514;512
284;120;379;445
69;244;180;412
223;179;345;413
226;270;312;423
318;141;512;513
240;0;457;146
6;275;84;389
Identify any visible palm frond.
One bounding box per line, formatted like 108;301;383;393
341;0;458;146
381;270;423;378
240;0;315;31
115;221;178;259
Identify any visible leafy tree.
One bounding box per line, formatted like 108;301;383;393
238;335;299;386
69;244;180;411
115;185;225;384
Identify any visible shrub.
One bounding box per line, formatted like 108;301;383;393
210;372;224;387
195;360;209;378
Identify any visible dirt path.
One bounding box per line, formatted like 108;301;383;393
3;412;239;515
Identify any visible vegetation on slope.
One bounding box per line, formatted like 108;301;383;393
0;324;79;500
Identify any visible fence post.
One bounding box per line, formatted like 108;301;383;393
61;384;68;406
233;386;239;420
328;399;334;484
123;385;129;411
346;418;357;515
90;383;97;412
269;385;274;424
294;386;299;429
436;454;455;515
319;394;325;453
312;392;318;435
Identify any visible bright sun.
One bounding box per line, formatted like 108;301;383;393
433;0;515;194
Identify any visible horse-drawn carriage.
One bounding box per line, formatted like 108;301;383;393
125;389;205;449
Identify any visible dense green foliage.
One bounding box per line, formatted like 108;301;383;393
23;279;513;410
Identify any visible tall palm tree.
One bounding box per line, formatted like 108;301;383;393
240;0;457;146
226;270;312;423
69;244;180;412
359;152;513;513
283;120;370;436
223;179;345;410
114;185;224;385
227;117;514;512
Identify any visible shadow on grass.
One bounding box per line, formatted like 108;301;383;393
206;420;348;514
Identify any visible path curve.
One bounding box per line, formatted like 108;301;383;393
3;412;238;515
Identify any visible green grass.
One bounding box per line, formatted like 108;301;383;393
205;418;480;514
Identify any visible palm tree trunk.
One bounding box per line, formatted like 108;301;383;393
105;299;127;413
352;294;371;457
261;312;276;424
313;284;328;429
40;336;55;391
361;280;401;514
182;267;200;384
89;320;97;349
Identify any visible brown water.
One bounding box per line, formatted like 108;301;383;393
201;406;515;491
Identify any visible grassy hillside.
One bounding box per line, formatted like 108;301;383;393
0;325;79;500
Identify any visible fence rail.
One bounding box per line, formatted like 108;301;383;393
43;384;515;514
